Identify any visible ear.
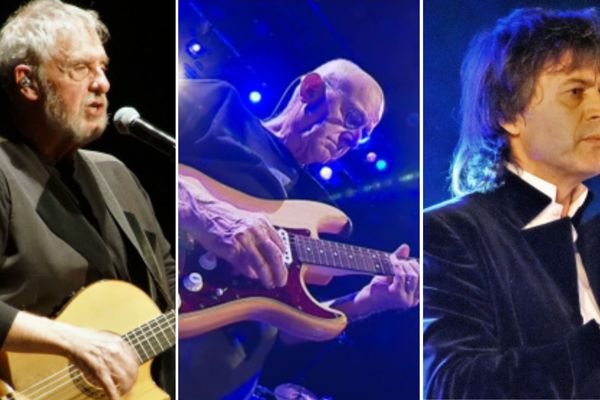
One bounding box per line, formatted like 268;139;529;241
499;114;525;137
300;72;326;105
14;64;39;101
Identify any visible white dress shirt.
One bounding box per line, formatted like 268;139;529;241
506;164;600;325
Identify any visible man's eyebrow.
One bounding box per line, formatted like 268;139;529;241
559;77;596;87
67;54;110;65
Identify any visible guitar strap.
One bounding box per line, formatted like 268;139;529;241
81;152;174;309
125;212;174;308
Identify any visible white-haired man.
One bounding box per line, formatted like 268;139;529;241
0;1;175;399
178;59;419;399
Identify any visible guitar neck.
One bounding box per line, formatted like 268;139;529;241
122;309;176;363
289;234;396;276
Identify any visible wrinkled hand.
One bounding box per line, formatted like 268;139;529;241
356;244;420;314
208;209;288;289
179;179;287;289
61;325;139;400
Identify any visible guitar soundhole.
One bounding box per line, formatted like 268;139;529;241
70;364;104;399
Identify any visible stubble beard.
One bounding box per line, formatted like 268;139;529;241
40;78;108;147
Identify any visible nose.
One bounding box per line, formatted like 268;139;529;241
340;130;361;149
89;66;110;94
334;130;362;155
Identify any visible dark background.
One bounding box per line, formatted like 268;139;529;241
0;0;176;247
425;0;600;218
180;0;419;399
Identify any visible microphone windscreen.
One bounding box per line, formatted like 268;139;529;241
113;107;141;135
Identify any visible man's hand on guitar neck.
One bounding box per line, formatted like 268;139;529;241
359;244;420;312
179;178;288;289
329;244;420;320
3;311;139;400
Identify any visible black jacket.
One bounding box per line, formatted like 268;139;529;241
424;173;600;399
0;141;175;345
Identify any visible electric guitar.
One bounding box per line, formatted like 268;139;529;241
0;280;175;400
179;164;407;342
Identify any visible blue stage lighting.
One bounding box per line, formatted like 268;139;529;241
186;39;205;58
375;159;388;171
319;166;333;180
190;43;201;53
249;91;262;104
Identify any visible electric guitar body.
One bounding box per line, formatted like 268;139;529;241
179;165;396;341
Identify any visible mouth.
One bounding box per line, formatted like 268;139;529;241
85;100;106;117
582;135;600;143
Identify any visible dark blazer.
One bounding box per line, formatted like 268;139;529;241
178;79;332;203
0;140;175;345
424;173;600;399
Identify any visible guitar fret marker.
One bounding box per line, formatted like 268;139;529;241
288;232;397;276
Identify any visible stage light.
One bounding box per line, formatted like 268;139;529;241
375;159;388;171
249;91;262;104
398;171;419;182
186;39;205;58
190;43;202;53
319;166;333;180
366;152;377;163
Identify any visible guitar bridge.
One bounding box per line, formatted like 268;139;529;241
277;228;293;266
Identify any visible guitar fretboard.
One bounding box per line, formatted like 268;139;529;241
122;309;176;363
0;310;176;400
289;234;395;276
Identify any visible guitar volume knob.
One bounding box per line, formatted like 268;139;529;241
198;252;217;270
184;272;204;292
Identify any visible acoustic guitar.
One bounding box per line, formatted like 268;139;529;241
179;164;406;342
0;280;175;400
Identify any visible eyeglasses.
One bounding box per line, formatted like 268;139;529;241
57;61;108;82
322;83;375;146
343;108;373;145
325;107;373;151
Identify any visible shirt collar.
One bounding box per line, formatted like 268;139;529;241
506;163;588;226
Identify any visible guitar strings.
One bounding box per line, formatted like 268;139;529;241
23;367;97;400
13;312;175;400
289;234;397;275
18;322;173;399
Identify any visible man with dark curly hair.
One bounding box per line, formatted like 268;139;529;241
424;8;600;398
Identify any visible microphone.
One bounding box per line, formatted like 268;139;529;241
113;107;175;159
